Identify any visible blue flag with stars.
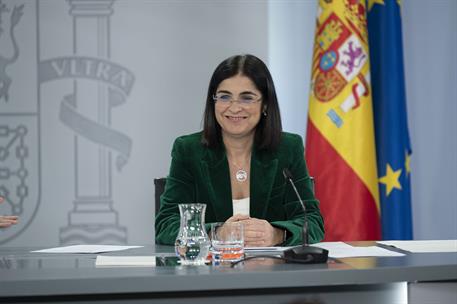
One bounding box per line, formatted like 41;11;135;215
367;0;413;240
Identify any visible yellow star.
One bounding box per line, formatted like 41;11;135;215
405;152;411;176
368;0;385;11
379;164;402;196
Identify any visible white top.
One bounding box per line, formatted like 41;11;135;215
232;197;250;216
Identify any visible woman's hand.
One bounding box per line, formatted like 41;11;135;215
239;217;284;247
0;215;18;228
217;214;250;240
0;196;18;228
225;214;250;223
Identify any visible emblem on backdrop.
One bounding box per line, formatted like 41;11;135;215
0;0;135;245
0;0;36;245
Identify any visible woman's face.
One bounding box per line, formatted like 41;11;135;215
214;74;263;141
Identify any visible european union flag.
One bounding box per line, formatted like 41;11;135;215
367;0;413;240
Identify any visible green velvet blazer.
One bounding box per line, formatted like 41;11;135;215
155;132;324;246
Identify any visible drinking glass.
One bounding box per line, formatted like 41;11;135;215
210;222;244;265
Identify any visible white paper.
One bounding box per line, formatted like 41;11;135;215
311;241;352;251
311;242;405;258
31;245;143;254
377;240;457;253
95;255;156;267
245;246;292;252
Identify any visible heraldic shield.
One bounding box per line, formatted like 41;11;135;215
0;1;39;244
1;0;134;245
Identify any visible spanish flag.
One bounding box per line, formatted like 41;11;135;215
305;0;381;241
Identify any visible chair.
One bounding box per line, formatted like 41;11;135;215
309;176;315;195
154;178;167;215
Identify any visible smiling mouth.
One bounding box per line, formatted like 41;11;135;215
225;115;247;122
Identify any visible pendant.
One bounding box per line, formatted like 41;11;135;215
235;169;248;182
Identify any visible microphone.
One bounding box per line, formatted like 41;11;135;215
282;168;328;264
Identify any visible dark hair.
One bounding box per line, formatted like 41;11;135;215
202;54;282;151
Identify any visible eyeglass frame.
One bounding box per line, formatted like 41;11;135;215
212;92;262;106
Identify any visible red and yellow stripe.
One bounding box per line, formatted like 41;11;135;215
306;0;381;241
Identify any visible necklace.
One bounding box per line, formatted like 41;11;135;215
235;168;248;182
230;159;248;182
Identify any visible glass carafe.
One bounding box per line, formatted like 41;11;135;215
175;203;210;265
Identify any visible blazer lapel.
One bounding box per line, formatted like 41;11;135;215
200;147;232;222
250;150;278;219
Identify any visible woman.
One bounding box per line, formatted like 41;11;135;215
155;54;324;246
0;196;18;228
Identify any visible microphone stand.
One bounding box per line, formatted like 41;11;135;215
282;169;328;263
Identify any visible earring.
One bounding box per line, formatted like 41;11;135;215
263;110;267;117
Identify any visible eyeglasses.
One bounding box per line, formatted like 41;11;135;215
213;93;262;106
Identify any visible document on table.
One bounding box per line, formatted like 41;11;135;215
95;255;156;267
311;242;405;258
31;245;144;254
377;240;457;253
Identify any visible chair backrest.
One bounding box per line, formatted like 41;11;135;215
309;176;315;195
154;178;167;215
